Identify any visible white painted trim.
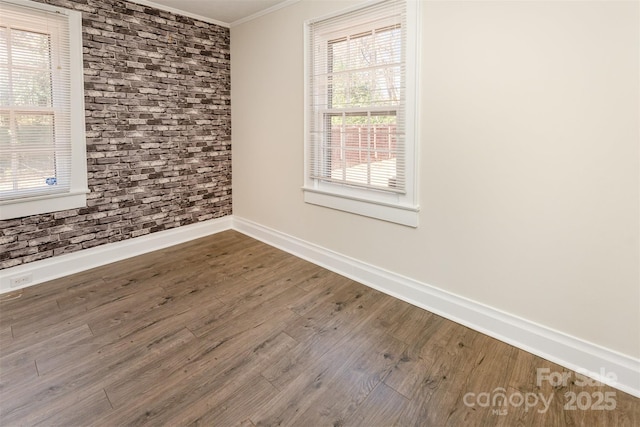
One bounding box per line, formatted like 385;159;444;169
0;216;232;293
3;213;639;398
126;0;230;28
0;1;88;221
303;188;419;227
232;216;640;398
0;191;88;220
303;0;420;226
129;0;301;28
231;0;300;27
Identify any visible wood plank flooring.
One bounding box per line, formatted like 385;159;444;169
0;230;638;426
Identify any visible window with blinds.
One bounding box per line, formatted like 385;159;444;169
304;0;419;227
0;0;87;220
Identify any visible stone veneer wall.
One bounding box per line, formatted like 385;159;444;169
0;0;231;269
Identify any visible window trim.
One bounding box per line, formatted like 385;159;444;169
0;0;88;220
303;0;420;227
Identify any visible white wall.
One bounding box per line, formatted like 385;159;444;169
232;0;640;359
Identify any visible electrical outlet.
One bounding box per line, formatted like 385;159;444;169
9;274;33;288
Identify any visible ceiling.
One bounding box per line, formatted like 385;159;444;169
140;0;294;26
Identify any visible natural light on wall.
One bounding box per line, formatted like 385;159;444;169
304;0;420;227
0;0;87;220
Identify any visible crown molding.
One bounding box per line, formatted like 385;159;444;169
126;0;230;28
231;0;300;27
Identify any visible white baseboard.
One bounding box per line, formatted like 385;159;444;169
2;214;638;398
0;216;233;293
232;216;640;398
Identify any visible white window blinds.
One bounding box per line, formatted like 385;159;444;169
0;0;73;201
307;0;407;193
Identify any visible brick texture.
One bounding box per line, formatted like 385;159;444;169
0;0;231;269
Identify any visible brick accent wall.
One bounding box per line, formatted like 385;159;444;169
0;0;231;269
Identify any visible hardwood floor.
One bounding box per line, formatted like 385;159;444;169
0;230;638;426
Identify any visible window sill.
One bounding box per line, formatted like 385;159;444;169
303;187;419;227
0;190;89;220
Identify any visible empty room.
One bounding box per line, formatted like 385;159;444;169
0;0;638;425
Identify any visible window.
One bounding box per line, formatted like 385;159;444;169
0;0;87;220
304;0;419;227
